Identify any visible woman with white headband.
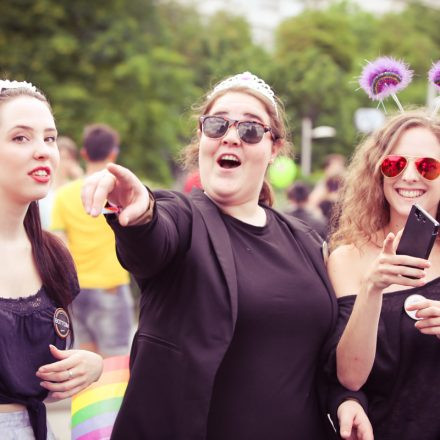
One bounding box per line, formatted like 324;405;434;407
82;72;372;439
0;81;103;439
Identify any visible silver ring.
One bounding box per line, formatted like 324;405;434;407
68;370;73;379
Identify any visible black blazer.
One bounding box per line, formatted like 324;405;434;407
108;189;344;439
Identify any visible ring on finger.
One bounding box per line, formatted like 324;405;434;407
68;370;74;380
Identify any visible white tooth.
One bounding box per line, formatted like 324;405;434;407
397;189;424;198
34;170;48;176
221;155;239;162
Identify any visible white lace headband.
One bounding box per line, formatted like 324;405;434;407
208;72;278;115
0;80;37;93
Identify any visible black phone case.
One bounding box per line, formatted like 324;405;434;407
396;204;439;259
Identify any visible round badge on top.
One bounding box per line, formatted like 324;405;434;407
404;294;427;321
53;308;70;338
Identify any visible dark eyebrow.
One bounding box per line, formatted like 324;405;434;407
9;125;57;133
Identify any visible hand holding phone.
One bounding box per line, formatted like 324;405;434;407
396;204;439;277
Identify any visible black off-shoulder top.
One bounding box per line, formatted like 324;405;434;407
0;287;75;440
336;278;440;440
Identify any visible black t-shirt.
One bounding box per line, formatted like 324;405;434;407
207;209;333;440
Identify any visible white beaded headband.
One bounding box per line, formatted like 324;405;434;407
0;80;37;93
208;71;278;115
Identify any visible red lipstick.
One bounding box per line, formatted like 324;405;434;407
28;166;51;183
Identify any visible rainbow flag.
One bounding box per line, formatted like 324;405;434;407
71;355;129;440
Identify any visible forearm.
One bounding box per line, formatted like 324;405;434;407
337;285;382;390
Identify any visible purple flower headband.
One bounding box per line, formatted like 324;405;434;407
359;57;412;113
359;57;440;116
429;61;440;116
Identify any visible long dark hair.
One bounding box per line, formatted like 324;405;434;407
2;86;77;339
24;202;77;340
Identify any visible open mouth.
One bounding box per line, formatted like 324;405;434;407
28;167;51;182
217;154;241;169
396;188;425;198
31;169;49;177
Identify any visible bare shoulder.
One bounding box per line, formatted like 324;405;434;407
327;244;365;298
328;244;363;269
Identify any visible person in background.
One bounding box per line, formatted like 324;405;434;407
318;173;344;233
81;71;372;440
53;136;83;188
39;136;83;229
0;80;102;440
51;123;134;358
182;168;202;193
286;180;327;239
309;153;346;210
328;110;440;439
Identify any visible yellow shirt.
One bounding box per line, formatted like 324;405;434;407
50;179;129;289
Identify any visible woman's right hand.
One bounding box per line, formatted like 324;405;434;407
363;231;430;295
337;399;374;440
81;163;150;226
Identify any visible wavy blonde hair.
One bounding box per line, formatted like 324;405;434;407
179;84;292;206
330;109;440;250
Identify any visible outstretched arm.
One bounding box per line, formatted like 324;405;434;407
81;163;151;227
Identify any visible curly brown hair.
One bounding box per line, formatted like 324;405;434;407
179;82;292;206
330;109;440;250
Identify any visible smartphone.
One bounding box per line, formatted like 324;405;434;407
396;204;439;276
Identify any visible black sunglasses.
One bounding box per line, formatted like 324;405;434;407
199;115;274;144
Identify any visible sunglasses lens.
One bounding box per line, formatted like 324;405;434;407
237;122;265;144
381;156;407;178
416;157;440;180
202;117;229;138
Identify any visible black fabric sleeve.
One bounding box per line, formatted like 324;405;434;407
105;189;193;280
322;295;368;436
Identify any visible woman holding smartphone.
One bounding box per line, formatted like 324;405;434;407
328;109;440;440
